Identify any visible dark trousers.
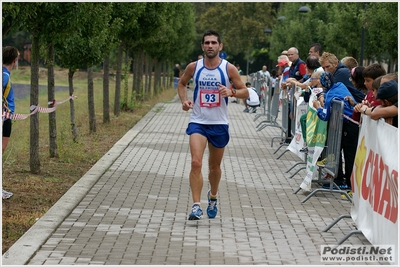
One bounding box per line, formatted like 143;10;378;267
337;121;359;188
287;105;292;139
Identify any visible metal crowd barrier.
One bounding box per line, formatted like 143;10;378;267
255;77;280;128
302;99;360;246
284;92;308;178
248;71;271;121
272;84;295;153
301;98;352;203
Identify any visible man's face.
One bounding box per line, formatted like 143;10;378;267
262;66;267;71
308;46;319;57
202;35;222;59
364;77;374;91
320;60;337;74
287;49;298;63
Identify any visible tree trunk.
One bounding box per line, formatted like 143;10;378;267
88;66;96;133
47;43;58;158
114;42;123;117
130;50;142;104
68;70;78;142
149;58;155;100
154;59;161;95
122;49;129;110
30;34;41;174
144;53;150;101
103;54;110;123
145;54;152;101
162;61;167;90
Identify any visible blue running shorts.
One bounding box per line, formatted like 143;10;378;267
186;123;230;148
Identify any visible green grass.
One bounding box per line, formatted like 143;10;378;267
2;67;178;254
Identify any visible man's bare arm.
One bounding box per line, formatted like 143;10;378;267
178;62;196;110
369;105;398;120
227;63;249;99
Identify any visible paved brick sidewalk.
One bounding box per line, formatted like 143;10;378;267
3;92;385;265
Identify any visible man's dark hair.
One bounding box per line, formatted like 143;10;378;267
362;63;386;80
2;46;19;65
306;55;321;71
202;30;221;44
310;43;322;56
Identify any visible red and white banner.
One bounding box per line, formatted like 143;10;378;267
2;95;76;122
350;115;398;265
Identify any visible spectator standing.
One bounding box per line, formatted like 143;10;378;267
285;55;323;152
282;47;307;144
281;50;289;58
341;56;358;70
319;52;365;104
313;72;357;191
2;46;19;200
308;43;323;58
277;58;290;100
350;66;367;94
270;69;278;97
298;71;324;152
287;47;307;82
374;80;398;127
277;54;290;77
259;65;271;86
177;29;248;220
359;76;398;127
286;55;323;90
351;63;386;122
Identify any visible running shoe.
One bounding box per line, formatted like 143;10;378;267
317;158;327;166
341;191;353;201
188;204;203;220
2;189;13;200
322;183;350;190
207;190;218;219
243;108;249;113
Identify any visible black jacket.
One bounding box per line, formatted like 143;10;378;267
333;62;365;103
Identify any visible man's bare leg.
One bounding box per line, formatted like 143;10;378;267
189;134;207;203
208;143;224;197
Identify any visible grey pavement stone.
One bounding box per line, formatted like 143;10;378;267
2;93;390;265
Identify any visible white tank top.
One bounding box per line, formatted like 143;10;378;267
189;58;230;125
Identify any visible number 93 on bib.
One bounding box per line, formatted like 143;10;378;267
199;89;221;108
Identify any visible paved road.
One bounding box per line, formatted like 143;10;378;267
3;92;385;265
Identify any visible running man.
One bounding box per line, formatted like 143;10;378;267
178;30;248;220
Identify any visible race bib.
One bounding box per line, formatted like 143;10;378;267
199;89;220;107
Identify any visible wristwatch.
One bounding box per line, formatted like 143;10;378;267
231;88;237;97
